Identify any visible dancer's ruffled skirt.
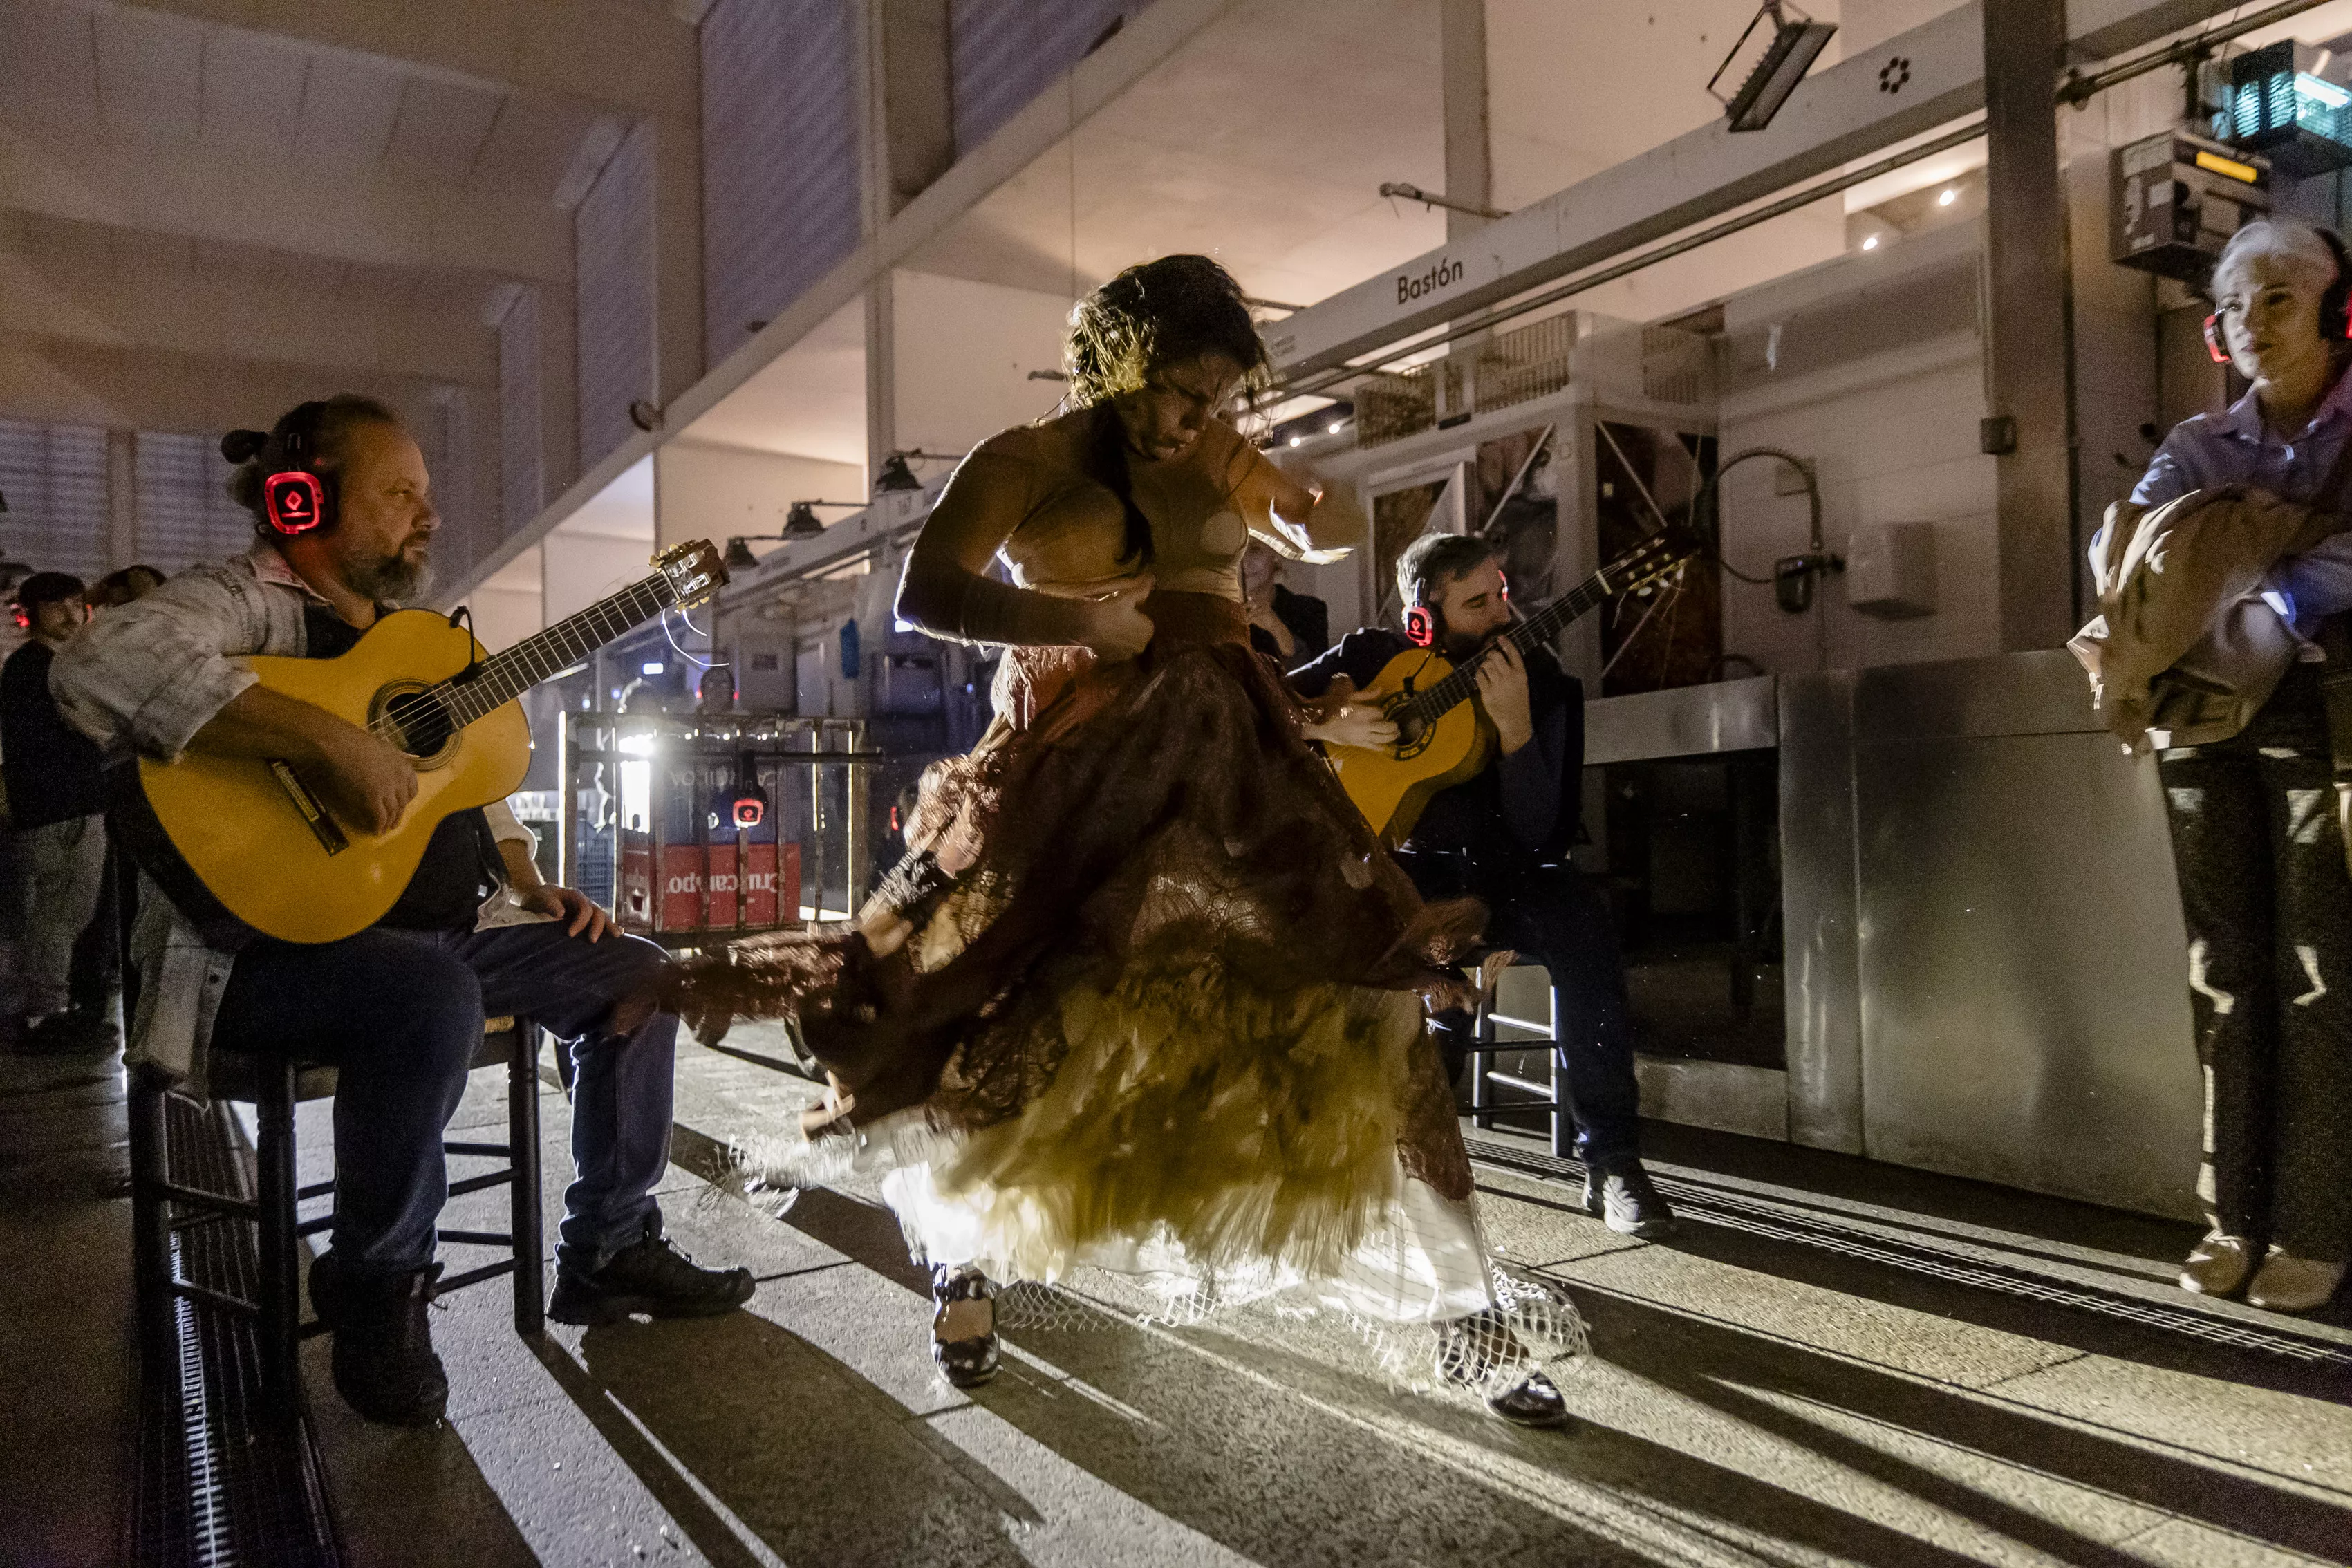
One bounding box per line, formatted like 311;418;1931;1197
689;592;1512;1326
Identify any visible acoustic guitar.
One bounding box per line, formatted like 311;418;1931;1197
115;541;727;946
1321;529;1697;845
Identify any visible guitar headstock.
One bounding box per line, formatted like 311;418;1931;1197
1608;525;1703;597
655;541;729;609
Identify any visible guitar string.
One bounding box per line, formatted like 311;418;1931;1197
363;576;676;749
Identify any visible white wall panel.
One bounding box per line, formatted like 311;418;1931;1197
948;0;1130;153
132;430;250;573
0;418;109;579
700;0;860;369
576;123;655;474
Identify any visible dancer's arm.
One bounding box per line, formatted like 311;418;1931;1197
894;438;1151;656
1232;438;1367;561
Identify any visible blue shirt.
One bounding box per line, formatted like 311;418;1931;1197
2130;370;2352;632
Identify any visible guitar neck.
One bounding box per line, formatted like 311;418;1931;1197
440;573;676;727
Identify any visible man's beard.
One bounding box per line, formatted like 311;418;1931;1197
346;547;430;606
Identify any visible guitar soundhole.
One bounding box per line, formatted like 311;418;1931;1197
1385;696;1432;760
379;685;458;764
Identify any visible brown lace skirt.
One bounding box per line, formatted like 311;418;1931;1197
683;590;1486;1278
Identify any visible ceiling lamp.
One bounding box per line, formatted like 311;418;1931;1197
874;452;923;492
1709;2;1837;133
723;536;760;571
782;501;828;539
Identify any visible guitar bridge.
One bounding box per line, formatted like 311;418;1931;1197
270;760;349;857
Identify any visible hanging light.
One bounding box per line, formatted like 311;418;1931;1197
874;452;923;492
723;536;760;570
782;501;827;539
1709;2;1837;133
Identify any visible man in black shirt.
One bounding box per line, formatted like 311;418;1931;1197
1291;533;1673;1237
1;572;110;1049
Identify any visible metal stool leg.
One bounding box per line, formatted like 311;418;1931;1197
254;1060;300;1415
507;1023;545;1336
1545;972;1574;1160
1471;974;1498;1132
129;1070;177;1391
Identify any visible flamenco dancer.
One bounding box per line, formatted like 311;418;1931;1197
678;255;1578;1426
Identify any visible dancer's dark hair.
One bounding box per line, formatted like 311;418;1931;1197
1065;255;1269;569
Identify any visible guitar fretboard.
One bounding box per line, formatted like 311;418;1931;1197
436;575;676;729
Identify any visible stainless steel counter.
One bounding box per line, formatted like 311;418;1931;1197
1585;650;2201;1219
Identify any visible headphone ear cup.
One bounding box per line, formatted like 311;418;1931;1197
2205;313;2230;364
262;470;330;536
1404;604;1435;648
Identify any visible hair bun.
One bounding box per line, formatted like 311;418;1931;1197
221;429;269;464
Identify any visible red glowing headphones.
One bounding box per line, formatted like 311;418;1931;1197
226;404;338;537
1402;564;1506;648
9;604;26;630
2205;227;2352;364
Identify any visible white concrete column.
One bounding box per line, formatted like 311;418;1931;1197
108;429;136;572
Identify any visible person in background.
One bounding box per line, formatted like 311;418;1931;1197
1291;532;1675;1239
89;564;167;609
2124;218;2352;1315
1;572;111;1050
1242;539;1330;666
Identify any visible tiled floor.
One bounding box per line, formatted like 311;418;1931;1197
8;1024;2352;1567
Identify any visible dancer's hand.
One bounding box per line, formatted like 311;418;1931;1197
1081;583;1154;659
1302;702;1398;750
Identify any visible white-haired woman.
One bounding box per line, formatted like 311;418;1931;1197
2130;218;2352;1313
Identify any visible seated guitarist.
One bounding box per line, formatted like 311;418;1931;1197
1292;532;1674;1238
52;396;754;1427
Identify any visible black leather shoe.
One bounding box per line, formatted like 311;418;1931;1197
931;1264;999;1388
329;1262;447;1427
1581;1162;1677;1239
1434;1307;1570;1428
549;1234;755;1326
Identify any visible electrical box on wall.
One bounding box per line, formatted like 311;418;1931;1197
1846;521;1936;620
2111;130;2270;282
730;624;794;711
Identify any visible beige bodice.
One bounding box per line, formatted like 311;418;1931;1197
993;419;1256;601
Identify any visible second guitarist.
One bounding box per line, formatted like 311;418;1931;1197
1294;532;1674;1238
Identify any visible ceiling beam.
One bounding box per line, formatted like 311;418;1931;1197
0;243;498;385
0;328;465;436
0;109;571;281
89;0;697;119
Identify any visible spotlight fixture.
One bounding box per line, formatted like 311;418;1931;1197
721;499;864;568
1709;1;1837;133
1938;187;1958;206
874;451;923;492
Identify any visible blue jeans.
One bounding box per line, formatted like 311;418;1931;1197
1395;852;1645;1171
214;920;678;1278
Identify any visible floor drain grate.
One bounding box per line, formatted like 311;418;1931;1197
130;1094;344;1568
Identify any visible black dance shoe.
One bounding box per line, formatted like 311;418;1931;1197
548;1234;755;1325
1582;1161;1677;1239
931;1263;1000;1388
1434;1307;1571;1429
